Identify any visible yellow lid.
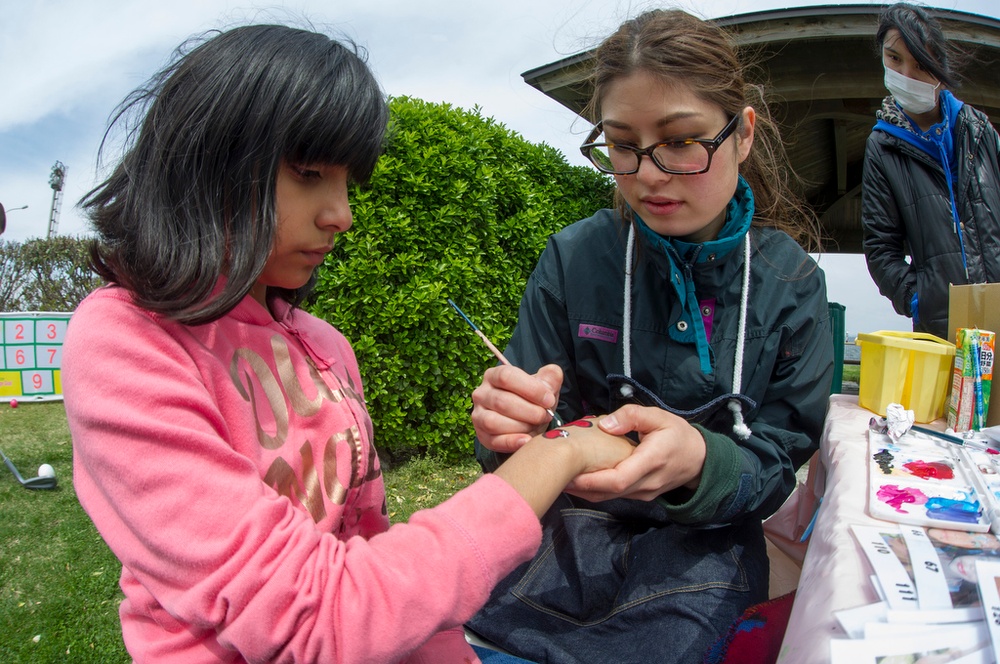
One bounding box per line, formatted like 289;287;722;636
855;330;956;356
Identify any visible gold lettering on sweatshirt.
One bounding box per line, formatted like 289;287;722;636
274;338;334;415
229;347;288;450
230;335;379;523
325;429;352;505
298;440;327;521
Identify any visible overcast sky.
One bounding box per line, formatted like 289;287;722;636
2;0;998;335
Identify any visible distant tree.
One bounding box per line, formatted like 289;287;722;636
0;240;29;310
1;237;100;312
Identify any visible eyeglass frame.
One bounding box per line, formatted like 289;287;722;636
579;114;741;175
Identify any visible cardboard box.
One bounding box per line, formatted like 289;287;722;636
946;328;995;432
949;284;1000;427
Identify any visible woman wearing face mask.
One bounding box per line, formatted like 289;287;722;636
861;2;1000;341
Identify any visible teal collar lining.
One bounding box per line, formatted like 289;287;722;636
631;175;754;374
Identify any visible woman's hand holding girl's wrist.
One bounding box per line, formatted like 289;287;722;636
560;406;707;502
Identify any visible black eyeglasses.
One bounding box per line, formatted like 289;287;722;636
580;115;740;175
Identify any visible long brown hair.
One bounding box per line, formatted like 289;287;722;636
584;9;821;252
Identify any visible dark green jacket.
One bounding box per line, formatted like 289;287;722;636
477;208;833;526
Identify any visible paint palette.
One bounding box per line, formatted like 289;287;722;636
964;447;1000;529
868;429;992;532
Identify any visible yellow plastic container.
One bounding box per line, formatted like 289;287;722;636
855;331;956;423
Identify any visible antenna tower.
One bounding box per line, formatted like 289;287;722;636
48;161;67;239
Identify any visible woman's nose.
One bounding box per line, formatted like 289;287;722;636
319;181;353;233
635;152;672;185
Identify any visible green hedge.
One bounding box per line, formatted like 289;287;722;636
307;96;614;462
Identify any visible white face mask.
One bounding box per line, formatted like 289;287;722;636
884;65;941;115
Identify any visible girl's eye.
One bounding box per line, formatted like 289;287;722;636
291;165;322;180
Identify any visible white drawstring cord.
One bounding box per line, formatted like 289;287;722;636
728;233;752;440
621;224;753;439
621;225;636;395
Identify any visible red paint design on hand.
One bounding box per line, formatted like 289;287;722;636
542;416;596;438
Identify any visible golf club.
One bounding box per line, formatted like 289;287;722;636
0;448;57;490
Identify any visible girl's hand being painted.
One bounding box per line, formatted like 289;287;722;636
563;405;707;502
494;415;635;518
472;363;563;455
540;416;637;474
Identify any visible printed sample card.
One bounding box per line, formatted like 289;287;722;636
902;524;955;610
886;527;1000;624
851;524;1000;623
851;524;917;611
975;558;1000;663
829;625;992;663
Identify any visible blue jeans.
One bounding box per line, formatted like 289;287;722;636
465;495;768;664
471;644;536;663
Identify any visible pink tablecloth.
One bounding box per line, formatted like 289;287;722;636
777;394;888;663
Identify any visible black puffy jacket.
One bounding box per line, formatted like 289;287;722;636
861;96;1000;341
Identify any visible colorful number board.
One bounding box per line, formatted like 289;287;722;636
0;312;71;402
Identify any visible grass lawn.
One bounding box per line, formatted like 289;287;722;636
0;401;479;662
0;401;125;662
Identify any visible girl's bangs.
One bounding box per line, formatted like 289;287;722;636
285;71;387;183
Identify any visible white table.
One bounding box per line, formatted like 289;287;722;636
777;394;900;663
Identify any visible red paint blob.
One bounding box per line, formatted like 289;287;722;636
902;460;954;480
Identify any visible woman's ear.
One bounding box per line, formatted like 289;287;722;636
736;106;756;164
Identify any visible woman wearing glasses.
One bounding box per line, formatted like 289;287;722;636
861;2;1000;342
465;8;833;663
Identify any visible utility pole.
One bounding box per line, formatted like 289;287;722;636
47;161;67;239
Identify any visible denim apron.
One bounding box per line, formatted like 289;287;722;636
465;376;769;664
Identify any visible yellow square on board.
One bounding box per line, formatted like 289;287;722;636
0;371;21;397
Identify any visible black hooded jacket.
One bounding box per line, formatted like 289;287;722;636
861;97;1000;340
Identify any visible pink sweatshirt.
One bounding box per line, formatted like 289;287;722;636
62;286;541;663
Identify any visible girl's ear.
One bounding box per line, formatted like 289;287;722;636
736;106;756;164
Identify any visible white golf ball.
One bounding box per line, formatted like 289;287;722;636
38;463;55;478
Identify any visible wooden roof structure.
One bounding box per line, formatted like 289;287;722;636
521;4;1000;253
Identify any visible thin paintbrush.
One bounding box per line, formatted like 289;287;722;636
447;299;564;427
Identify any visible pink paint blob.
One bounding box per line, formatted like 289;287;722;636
877;484;929;513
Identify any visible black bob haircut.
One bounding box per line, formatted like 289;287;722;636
876;2;965;89
81;24;389;325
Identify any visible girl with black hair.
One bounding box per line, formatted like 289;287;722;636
61;24;634;663
862;2;1000;341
